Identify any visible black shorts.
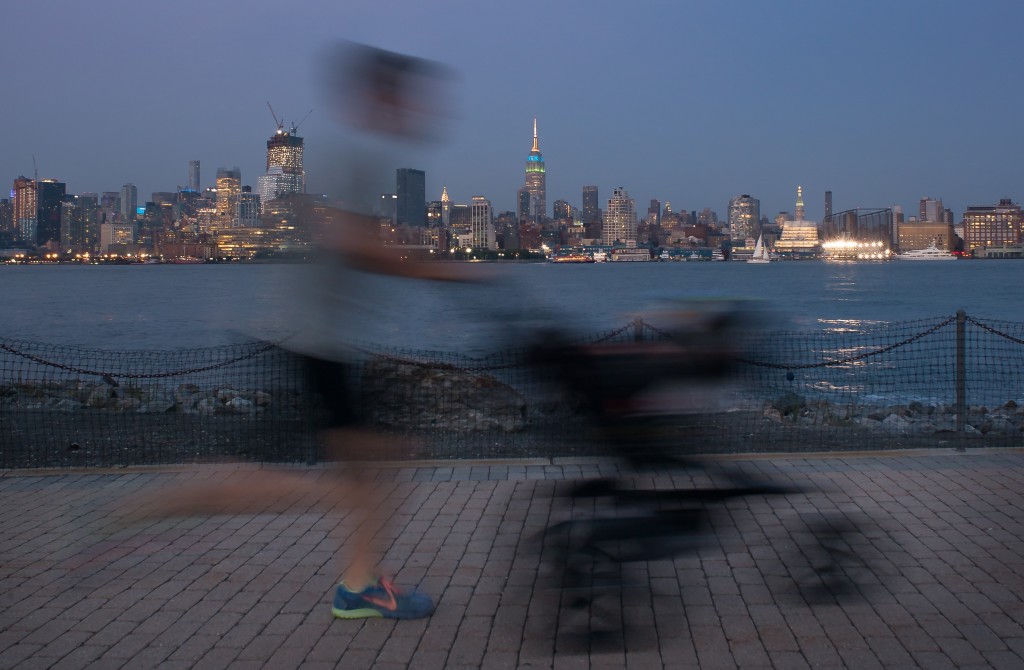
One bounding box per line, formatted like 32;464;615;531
302;354;361;429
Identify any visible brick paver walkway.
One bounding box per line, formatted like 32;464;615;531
2;450;1024;669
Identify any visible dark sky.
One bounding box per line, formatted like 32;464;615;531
3;0;1021;221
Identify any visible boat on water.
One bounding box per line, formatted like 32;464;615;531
747;235;771;264
169;257;205;264
711;249;726;262
550;252;595;264
897;242;956;261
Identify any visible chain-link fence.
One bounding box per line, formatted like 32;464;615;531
1;311;1021;468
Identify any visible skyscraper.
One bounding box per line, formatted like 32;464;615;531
727;194;760;243
36;179;67;247
396;168;426;227
13;176;37;244
471;196;495;249
516;187;530;223
215;168;241;222
441;185;451;227
188;160;201;192
824;190;833;224
524;117;546;220
582;186;599;224
265;127;304;195
795;185;805;222
603;187;636;246
919;197;944;222
120;183;138;223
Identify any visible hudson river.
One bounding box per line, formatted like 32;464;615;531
3;261;1022;352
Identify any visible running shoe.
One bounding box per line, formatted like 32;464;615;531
331;578;435;619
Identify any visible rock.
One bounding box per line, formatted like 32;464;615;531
226;397;255;413
881;414;911;431
254;391;272;407
762;408;783;422
195;397;218;415
216;389;245;403
174;384;201;405
138;399;176;414
53;399;82;412
113;398;141;412
771;392;805;417
908;401;924;414
1004;400;1017;410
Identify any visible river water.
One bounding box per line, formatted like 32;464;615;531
2;260;1021;352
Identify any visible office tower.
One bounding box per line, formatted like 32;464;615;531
553;199;572;222
36;179;67;246
795;185;805;221
524;117;546;220
60;198;86;251
215;168;241;221
121;183;138;222
396;168;426;227
648;199;661;228
470;196;495;249
441;185;450;227
582;186;599;224
188;160;201;192
603;187;636;246
265;126;304;195
824;191;833;224
100;192;120;224
235;186;261;228
379;193;397;224
728;194;760;243
963;199;1022;252
920;197;943;222
78;193;100;250
0;199;12;238
13;176;37;243
943;208;954;225
516;187;530;223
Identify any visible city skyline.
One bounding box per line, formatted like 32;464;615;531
2;1;1022;221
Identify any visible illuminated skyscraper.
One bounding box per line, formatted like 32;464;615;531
215;168;241;222
524;117;546;220
441;185;450;227
37;179;67;247
728;194;760;243
603;187;636;246
396;168;426;227
265;127;304;195
13;176;37;244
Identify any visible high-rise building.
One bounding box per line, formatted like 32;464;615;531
188;160;201;192
553;199;572;222
471;196;495;249
919;197;944;222
582;186;599;224
440;185;450;227
516;187;530;223
728;194;760;244
603;187;636;246
60;198;86;251
396;168;426;227
235;186;261;228
120;183;138;223
215;168;241;222
78;193;100;251
37;179;67;247
0;199;12;238
524;118;546;220
647;199;661;228
100;192;120;224
13;176;37;244
265;127;305;195
963;199;1022;251
824;191;833;223
795;185;806;222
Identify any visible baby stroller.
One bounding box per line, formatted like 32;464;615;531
528;303;860;628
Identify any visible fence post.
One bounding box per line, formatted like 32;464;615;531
955;310;966;442
634;316;644;343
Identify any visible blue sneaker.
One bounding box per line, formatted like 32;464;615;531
331;578;435;619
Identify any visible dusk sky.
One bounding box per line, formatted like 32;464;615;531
3;0;1021;222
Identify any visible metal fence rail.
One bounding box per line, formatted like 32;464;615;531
1;312;1022;468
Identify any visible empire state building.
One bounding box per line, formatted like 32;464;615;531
524;117;546;220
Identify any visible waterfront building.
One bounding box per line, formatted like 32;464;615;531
524;118;546;220
821;207;894;259
0;198;12;238
898;221;954;251
775;186;820;257
37;179;67;247
603;187;637;246
120;183;137;223
470;196;495;250
582;186;599;224
99;222;136;252
962;199;1022;252
728;194;760;245
396;168;426;227
60;199;86;251
215;168;241;223
265;127;305;196
188;160;201;192
76;194;99;251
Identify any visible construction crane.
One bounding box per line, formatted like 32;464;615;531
266;101;284;133
291;109;313;134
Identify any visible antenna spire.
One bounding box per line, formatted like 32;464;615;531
531;116;539;152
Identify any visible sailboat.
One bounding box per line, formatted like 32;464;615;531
747;235;771;264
